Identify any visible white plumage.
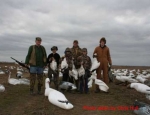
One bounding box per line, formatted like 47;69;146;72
88;72;109;92
61;58;68;70
45;78;74;110
50;59;57;71
77;65;85;77
69;64;78;80
8;71;21;85
0;84;5;92
129;83;150;94
90;53;100;72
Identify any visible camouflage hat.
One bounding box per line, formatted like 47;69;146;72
82;48;87;52
35;37;42;41
65;47;71;52
51;46;58;51
73;40;78;43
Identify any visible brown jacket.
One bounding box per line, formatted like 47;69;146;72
93;45;112;65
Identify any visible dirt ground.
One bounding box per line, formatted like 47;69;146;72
0;62;150;115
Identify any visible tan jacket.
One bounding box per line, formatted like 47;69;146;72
93;45;112;65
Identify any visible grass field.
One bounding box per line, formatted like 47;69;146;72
0;62;150;115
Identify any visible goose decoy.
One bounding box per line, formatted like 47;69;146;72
133;100;150;115
45;78;74;109
0;84;5;92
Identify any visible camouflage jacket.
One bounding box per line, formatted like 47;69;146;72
71;46;82;68
77;54;92;70
71;46;82;60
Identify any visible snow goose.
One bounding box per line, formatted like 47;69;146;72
88;72;109;92
50;59;57;71
61;57;68;70
77;65;85;77
90;53;100;72
69;64;78;80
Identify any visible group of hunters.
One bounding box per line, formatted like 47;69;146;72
25;37;112;95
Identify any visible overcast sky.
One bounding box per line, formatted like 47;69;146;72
0;0;150;66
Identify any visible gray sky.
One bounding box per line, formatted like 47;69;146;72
0;0;150;66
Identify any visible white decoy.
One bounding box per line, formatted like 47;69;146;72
141;74;150;79
128;83;150;94
45;78;74;109
88;72;109;92
115;76;128;82
116;76;138;83
19;78;30;85
0;84;5;92
136;75;147;83
50;59;57;71
77;65;85;77
16;71;23;78
133;100;150;115
0;70;5;74
61;57;68;70
8;71;21;85
90;53;100;72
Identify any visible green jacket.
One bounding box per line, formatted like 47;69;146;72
25;45;47;67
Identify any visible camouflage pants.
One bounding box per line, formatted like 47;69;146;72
48;67;59;90
30;73;43;90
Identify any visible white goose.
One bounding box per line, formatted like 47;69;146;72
88;72;109;92
61;57;68;70
50;59;57;71
0;84;5;92
90;53;100;72
45;78;74;109
77;65;85;77
69;64;78;80
8;71;21;85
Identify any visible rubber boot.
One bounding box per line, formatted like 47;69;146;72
37;85;42;95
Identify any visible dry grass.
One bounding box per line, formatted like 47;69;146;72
0;63;150;115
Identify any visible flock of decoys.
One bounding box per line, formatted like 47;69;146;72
0;54;150;113
0;66;30;92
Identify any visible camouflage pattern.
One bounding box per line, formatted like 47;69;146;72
35;37;42;41
30;73;36;90
77;55;92;70
30;73;43;90
37;74;43;87
71;46;82;69
82;48;87;52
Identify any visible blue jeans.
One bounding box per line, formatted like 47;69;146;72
30;66;44;74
